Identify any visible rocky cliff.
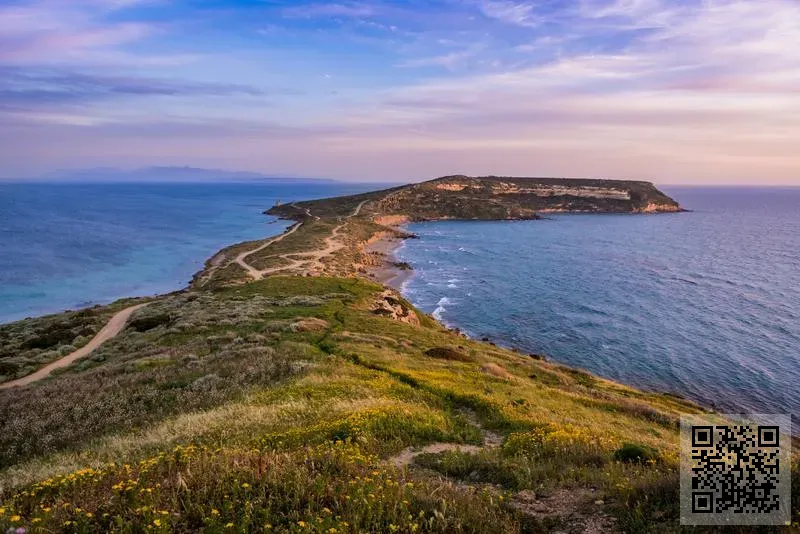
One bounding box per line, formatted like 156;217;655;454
268;175;682;222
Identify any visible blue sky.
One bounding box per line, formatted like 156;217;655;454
1;0;798;183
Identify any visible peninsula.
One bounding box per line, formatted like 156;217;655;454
193;176;682;289
1;176;763;533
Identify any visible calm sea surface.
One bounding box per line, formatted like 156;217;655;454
0;181;373;323
396;187;800;418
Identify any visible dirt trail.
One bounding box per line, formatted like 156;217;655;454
387;412;503;469
0;303;150;390
236;200;367;280
235;222;303;280
385;413;616;532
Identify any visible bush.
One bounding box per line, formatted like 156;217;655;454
613;443;659;464
424;347;472;362
129;313;172;332
20;327;75;350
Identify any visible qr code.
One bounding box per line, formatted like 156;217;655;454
680;414;791;526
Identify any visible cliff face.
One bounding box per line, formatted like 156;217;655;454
376;176;681;220
268;175;682;222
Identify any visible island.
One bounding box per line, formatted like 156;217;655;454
0;176;748;534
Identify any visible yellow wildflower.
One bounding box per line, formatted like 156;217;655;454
225;522;234;528
297;520;307;528
211;509;220;516
11;515;21;522
153;519;162;527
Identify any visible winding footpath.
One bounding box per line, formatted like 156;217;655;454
234;222;303;280
236;200;368;280
0;303;150;390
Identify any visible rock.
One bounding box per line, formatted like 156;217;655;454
371;290;420;326
289;318;329;332
594;500;604;505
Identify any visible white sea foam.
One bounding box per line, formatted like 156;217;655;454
432;296;451;320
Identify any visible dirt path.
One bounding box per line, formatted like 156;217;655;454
235;222;303;280
0;303;150;390
387;411;503;469
385;413;616;532
236;200;367;280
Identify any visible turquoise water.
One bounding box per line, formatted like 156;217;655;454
397;187;800;418
0;181;373;323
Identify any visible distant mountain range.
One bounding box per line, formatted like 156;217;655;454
28;166;337;183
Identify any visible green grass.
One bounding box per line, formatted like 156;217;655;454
0;275;793;533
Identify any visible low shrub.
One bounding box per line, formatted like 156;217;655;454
424;347;472;362
613;443;659;464
129;313;172;332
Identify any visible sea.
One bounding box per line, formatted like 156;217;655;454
1;182;798;419
0;181;374;324
395;187;800;419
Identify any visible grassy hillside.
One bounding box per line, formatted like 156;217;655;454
2;178;796;533
1;276;738;533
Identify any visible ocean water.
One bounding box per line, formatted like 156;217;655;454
0;181;372;324
397;187;800;418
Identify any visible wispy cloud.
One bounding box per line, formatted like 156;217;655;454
397;43;486;70
478;1;541;27
0;0;163;66
0;67;268;110
281;2;377;19
2;0;799;183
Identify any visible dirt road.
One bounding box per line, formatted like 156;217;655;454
0;303;150;390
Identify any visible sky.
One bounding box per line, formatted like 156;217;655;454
0;0;798;184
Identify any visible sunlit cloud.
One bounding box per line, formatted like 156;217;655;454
0;0;798;184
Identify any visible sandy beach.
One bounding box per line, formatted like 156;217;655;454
364;233;414;291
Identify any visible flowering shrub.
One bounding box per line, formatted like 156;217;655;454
0;442;517;533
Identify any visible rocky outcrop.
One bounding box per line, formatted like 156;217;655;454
371;290;420;326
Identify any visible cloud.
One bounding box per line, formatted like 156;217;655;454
478;1;540;27
397;43;486;70
281;2;376;19
0;67;271;116
3;0;800;184
0;0;165;66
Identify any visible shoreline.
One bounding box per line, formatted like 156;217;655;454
363;231;414;291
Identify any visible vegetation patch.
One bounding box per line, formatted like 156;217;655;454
129;312;172;332
423;347;471;362
613;443;660;464
1;275;787;533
